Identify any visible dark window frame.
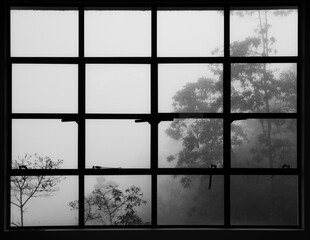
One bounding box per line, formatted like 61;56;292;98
1;0;309;239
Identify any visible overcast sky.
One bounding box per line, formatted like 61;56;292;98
10;9;298;226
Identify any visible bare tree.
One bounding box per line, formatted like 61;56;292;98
11;154;64;226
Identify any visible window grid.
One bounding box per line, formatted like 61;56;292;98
6;3;302;230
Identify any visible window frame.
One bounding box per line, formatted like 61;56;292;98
1;0;309;239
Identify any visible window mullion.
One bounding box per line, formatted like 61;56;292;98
78;6;85;228
6;2;12;230
151;6;158;227
223;6;231;227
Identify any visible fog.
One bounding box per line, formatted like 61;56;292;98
86;120;150;168
10;8;299;226
85;176;151;225
11;176;79;226
158;175;224;225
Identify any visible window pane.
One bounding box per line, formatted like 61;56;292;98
11;10;78;57
230;9;298;56
158;64;223;113
12;120;78;169
159;119;223;168
231;119;297;168
85;10;151;57
158;10;224;57
86;64;150;113
231;175;298;225
158;175;224;225
12;64;78;113
86;120;150;168
11;176;78;226
84;176;151;225
231;63;297;113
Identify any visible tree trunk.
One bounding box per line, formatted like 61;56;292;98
267;120;275;223
20;192;24;226
259;9;275;223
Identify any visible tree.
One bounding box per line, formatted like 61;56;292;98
69;177;148;225
230;10;297;222
163;9;297;223
230;10;296;113
11;154;64;227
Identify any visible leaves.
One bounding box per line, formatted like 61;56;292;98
69;178;147;225
166;119;223;168
172;77;222;113
166;155;175;162
231;63;296;113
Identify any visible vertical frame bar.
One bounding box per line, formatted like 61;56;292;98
303;0;310;232
297;2;303;228
223;6;231;227
3;4;12;229
0;0;6;231
78;6;85;228
151;6;158;227
6;4;12;229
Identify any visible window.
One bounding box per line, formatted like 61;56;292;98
1;0;309;239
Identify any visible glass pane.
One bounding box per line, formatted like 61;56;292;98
11;176;78;226
85;11;151;57
231;119;297;168
158;175;224;225
230;9;297;56
231;175;298;225
86;120;150;168
11;10;78;57
158;64;223;113
83;176;151;225
12;120;78;169
157;10;224;57
159;119;223;168
86;64;150;113
231;63;297;113
12;64;78;113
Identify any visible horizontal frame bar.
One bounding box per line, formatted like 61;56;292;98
10;113;299;119
6;224;301;230
10;57;299;64
8;0;301;8
9;168;300;176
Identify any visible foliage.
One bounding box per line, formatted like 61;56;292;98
172;77;223;113
11;154;64;226
69;177;148;225
166;9;296;171
162;10;297;223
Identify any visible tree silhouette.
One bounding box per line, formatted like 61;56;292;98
163;10;297;223
69;177;148;225
11;154;64;226
230;10;297;222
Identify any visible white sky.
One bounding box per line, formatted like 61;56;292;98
11;10;78;57
86;120;150;168
86;64;150;113
85;11;151;57
12;119;78;169
158;11;224;57
10;9;298;226
12;64;78;113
